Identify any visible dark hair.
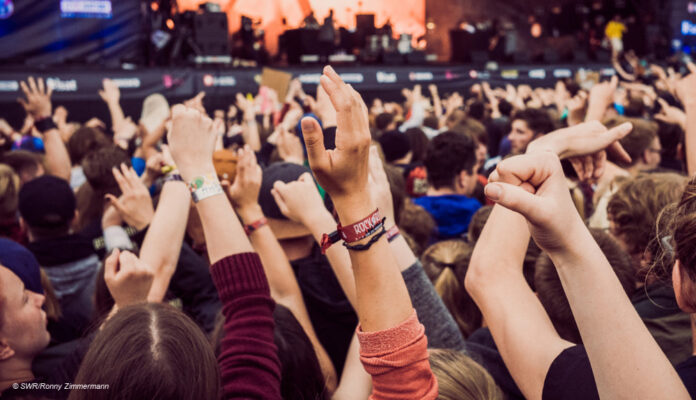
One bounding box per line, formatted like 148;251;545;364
511;108;556;136
77;146;131;230
498;99;513;117
424;132;476;189
70;303;220;400
656;120;684;171
467;100;486;121
534;229;636;343
1;150;43;182
606;117;658;167
399;202;436;257
404;128;429;163
375;113;395;131
67;127;112;166
384;164;406;226
210;305;328;400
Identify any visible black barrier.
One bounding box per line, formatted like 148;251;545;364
0;64;614;126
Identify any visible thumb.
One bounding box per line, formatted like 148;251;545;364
609;75;619;90
105;195;126;215
271;188;290;217
484;182;546;224
300;117;327;166
104;249;120;282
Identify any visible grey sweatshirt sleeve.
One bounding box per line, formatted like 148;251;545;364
401;260;467;351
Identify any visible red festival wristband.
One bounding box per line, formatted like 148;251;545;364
386;225;400;242
321;209;384;253
244;217;268;236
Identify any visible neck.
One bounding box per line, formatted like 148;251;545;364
0;358;34;392
427;186;457;196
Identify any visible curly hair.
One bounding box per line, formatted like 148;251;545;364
424;131;476;190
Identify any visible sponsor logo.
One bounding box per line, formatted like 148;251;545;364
376;71;397;83
408;71;434;81
202;74;236;87
501;70;519;79
0;0;14;19
529;69;546;79
683;20;696;36
553;69;572;78
0;80;19;91
109;78;141;89
163;74;185;89
46;77;77;92
339;73;364;83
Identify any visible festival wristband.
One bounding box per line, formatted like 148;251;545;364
321;209;384;253
244;217;268;236
386;225;400;242
163;173;184;184
188;173;224;203
34;117;57;133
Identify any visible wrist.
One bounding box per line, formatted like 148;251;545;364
178;164;216;183
236;204;264;223
333;194;376;226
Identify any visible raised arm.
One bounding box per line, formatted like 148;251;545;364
484;152;689;399
224;146;337;393
301;66;436;399
167;105;281;400
675;72;696;177
98;79;126;132
18;77;71;181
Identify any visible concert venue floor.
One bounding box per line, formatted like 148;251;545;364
0;63;612;127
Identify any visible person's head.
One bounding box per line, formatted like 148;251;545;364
467;205;492;243
378;131;412;164
428;349;504;400
607;173;687;281
404;128;429;163
0;265;49;368
70;303;219;400
210;304;328;399
1;151;44;185
534;229;636;343
0;164;20;222
453;118;488;172
18;175;77;240
667;176;696;312
67;127;112;166
608;117;661;171
375;112;396;132
421;240;481;337
398;202;436;257
508;108;555;154
424;132;477;195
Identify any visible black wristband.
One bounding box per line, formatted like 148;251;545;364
343;225;387;252
34;118;57;133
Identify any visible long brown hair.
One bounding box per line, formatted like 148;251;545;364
70;303;220;400
421;240;482;338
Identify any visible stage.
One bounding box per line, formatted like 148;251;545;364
0;63;613;128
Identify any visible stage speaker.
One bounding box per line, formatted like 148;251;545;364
471;51;488;64
194;12;229;55
355;14;375;48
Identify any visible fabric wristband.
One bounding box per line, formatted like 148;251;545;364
188;173;224;203
321;209;384;253
34;117;57;133
386;225;400;242
244;217;268;235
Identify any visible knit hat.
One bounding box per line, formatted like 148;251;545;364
378;130;411;163
0;238;43;294
18;175;76;228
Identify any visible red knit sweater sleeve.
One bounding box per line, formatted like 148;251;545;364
358;310;438;400
210;252;282;400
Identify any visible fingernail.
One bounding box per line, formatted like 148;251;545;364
485;184;502;201
301;118;315;133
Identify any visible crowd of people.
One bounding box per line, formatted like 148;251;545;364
0;58;696;399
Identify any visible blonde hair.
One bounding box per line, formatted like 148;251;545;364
0;164;20;220
422;240;482;338
429;349;504;400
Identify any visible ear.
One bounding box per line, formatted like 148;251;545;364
0;339;15;361
456;169;472;193
673;259;696;313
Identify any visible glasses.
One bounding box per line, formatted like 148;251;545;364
647;148;662;154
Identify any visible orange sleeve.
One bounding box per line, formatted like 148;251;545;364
357;310;438;400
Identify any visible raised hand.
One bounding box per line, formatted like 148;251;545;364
300;66;372;214
655;98;687;129
104;249;154;308
98;78;121;105
271;172;326;225
18;77;53;119
586;75;618;120
276;125;304;165
485;152;583;253
167;104;218;182
527;120;632;181
184;91;207;115
106;164;155;230
223;145;262;210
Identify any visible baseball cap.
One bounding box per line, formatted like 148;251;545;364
18;175;76;228
0;238;43;294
